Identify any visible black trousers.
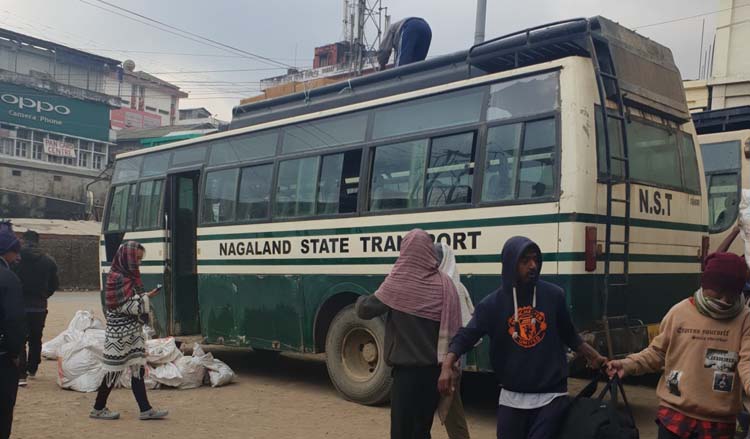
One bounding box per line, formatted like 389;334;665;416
19;310;46;379
496;396;570;439
94;367;151;412
390;366;441;439
0;355;19;439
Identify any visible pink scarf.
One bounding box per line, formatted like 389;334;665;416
374;229;461;363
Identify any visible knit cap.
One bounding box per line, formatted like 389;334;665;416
702;252;747;295
0;230;20;254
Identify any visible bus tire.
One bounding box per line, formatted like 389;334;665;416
325;304;391;405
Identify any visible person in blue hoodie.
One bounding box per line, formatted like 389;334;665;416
438;236;606;439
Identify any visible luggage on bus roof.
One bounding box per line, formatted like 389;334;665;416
231;16;690;129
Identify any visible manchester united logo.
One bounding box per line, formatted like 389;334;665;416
507;306;547;348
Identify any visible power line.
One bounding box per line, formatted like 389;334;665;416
633;3;750;30
77;48;311;63
81;0;293;69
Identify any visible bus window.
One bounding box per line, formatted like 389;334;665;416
317;150;362;215
369;139;428;211
237;164;273;221
106;184;132;231
595;111;625;179
425;132;475;206
487;72;559;121
135;179;164;229
679;133;701;194
482;123;522;202
275;156;320;218
141;151;171;178
282;113;367;154
372;88;483;140
210;131;278;165
701;141;741;173
112;156;143;183
518;118;556;199
201;169;238;224
629;120;681;189
171;145;207;169
707;173;740;232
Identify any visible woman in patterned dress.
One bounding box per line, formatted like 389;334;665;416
90;241;168;420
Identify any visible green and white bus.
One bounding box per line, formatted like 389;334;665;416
693;106;750;253
101;17;707;404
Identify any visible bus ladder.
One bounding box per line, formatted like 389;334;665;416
587;30;632;359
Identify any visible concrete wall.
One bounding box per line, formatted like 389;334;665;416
714;0;750;79
0;159;110;220
28;234;100;291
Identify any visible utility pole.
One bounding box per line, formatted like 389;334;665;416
474;0;487;45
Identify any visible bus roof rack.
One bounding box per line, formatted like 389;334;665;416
231;16;689;129
692;105;750;134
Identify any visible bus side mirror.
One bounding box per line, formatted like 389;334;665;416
85;190;94;216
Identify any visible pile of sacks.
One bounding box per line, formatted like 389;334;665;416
42;310;234;392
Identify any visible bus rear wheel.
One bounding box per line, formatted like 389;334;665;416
325;304;391;405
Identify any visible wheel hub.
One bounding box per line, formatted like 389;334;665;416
341;327;380;381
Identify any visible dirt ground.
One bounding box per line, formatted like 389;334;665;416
11;291;661;439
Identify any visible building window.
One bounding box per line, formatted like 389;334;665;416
53;175;62;182
12;170;21;177
15;141;28;158
145;106;157;112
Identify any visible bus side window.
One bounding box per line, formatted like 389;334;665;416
317;149;362;215
135;179;164;229
369;139;428;211
237;164;273;221
275;157;320;218
482;123;521;202
425;132;475;207
518;118;556;199
106;184;130;232
202;169;238;224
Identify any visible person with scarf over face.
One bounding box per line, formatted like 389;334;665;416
608;252;750;439
356;229;461;439
439;236;606;439
91;241;167;421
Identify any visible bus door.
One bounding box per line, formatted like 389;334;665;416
166;170;201;335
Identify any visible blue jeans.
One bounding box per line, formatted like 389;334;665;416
396;18;432;66
496;396;570;439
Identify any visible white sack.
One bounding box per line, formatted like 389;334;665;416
146;337;183;365
174;345;208;389
56;329;105;393
42;310;104;360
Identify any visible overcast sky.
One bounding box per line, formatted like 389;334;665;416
0;0;719;120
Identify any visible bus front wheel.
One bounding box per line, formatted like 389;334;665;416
325;304;391;405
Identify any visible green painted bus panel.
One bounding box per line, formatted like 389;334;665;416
195;271;700;372
198;274;305;351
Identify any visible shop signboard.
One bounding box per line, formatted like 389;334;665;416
0;82;111;141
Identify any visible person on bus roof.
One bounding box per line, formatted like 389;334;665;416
439;236;606;439
608;252;750;439
91;241;167;421
356;229;461;439
378;17;432;69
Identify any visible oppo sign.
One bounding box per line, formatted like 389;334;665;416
1;93;71;115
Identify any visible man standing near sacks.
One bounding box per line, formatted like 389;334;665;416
439;236;606;439
608;252;750;439
13;230;58;386
0;228;26;439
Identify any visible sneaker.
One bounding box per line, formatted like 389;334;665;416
139;408;168;420
89;408;120;420
18;379;27;387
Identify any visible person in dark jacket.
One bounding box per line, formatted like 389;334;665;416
356;229;461;439
13;230;59;384
0;229;25;439
438;236;606;439
378;17;432;69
